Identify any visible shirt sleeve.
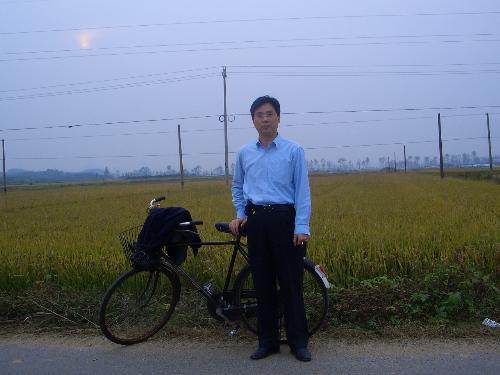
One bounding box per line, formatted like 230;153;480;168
292;146;311;235
231;150;247;219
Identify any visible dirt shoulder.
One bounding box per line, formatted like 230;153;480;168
1;321;499;343
1;331;499;352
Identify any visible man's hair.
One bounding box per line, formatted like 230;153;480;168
250;95;280;119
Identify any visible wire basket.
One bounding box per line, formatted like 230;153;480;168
118;225;143;260
117;224;190;267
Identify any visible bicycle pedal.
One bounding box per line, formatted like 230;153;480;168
228;324;240;337
203;280;214;295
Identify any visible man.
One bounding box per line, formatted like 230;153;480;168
229;95;312;362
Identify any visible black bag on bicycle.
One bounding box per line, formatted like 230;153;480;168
135;207;201;267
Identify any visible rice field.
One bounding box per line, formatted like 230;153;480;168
0;172;499;293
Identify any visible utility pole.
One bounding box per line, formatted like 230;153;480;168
438;113;444;178
222;66;229;185
393;152;397;172
403;145;407;173
2;139;6;193
487;113;493;170
177;125;184;190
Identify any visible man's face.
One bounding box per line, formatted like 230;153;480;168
252;103;280;139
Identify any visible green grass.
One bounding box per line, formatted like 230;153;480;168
0;173;498;327
420;167;500;183
1;173;498;290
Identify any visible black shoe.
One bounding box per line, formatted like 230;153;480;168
250;346;280;360
291;347;312;362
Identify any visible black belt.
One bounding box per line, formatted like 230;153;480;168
245;202;294;215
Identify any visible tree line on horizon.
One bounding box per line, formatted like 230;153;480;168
4;150;498;184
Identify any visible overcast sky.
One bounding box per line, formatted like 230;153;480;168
1;0;499;172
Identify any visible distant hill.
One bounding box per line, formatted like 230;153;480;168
6;168;112;184
81;168;106;174
6;168;28;176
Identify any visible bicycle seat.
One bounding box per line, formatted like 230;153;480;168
215;222;247;236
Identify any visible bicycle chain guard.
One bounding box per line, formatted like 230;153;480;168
206;293;226;322
206;291;244;322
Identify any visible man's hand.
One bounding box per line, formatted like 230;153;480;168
293;233;310;247
229;218;247;237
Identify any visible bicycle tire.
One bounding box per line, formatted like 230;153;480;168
233;258;328;337
99;267;180;345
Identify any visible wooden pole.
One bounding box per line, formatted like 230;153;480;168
403;145;407;173
222;66;229;185
438;113;444;178
2;139;6;193
177;124;184;190
487;113;493;170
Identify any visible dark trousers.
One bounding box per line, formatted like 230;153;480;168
246;206;308;349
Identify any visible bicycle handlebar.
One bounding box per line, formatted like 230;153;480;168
178;220;204;227
148;196;166;211
147;197;203;227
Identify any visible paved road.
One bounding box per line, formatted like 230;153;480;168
1;334;499;375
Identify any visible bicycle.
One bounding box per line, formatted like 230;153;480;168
99;196;330;345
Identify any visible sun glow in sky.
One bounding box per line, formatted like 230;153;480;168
78;32;93;49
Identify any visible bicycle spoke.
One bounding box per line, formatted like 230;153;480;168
234;261;328;339
100;269;179;345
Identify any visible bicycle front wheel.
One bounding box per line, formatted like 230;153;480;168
233;258;328;337
99;267;180;345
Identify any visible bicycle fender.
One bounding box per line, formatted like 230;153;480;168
304;258;331;289
315;264;331;289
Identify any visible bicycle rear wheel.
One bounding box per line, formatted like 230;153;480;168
99;267;180;345
233;258;328;337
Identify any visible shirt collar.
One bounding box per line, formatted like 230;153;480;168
256;133;282;148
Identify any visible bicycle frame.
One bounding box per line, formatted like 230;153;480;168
159;232;250;320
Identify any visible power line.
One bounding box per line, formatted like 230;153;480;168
0;73;219;101
454;111;500;117
2;106;498;133
9;131;177;142
303;136;496;150
0;66;219;94
229;69;500;77
2;11;500;35
8;127;228;142
3;63;497;94
2;68;497;103
0;114;221;132
2;37;500;63
285;116;436;128
5;33;497;55
9;112;495;142
6;115;440;142
227;63;500;68
443;112;500;118
10;136;497;160
3;63;498;102
235;105;500;117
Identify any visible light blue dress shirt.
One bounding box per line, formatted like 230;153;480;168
232;134;311;235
